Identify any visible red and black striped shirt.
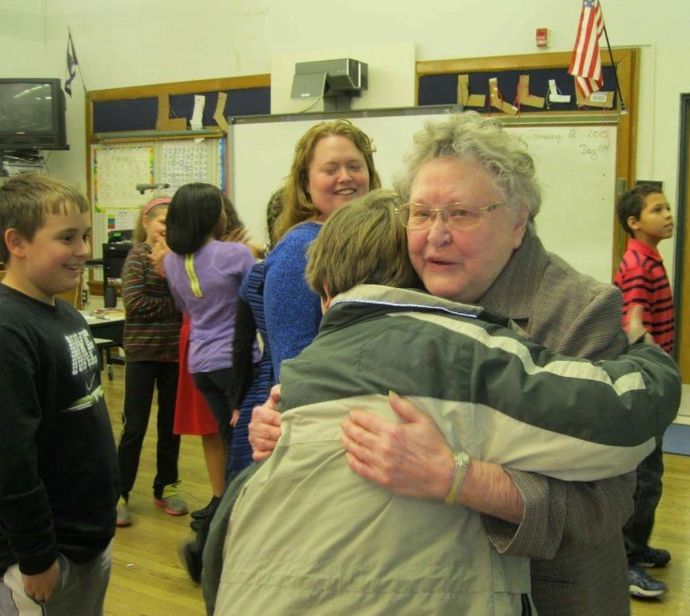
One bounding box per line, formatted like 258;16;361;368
614;238;674;353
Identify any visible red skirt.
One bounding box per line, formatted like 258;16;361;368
174;315;219;436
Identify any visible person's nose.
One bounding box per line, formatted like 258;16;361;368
336;166;353;183
77;236;91;258
427;212;451;246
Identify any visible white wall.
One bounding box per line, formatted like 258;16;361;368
2;0;689;276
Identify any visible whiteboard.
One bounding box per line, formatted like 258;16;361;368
229;109;617;283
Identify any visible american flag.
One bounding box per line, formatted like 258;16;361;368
568;0;605;98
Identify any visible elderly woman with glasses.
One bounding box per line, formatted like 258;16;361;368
209;188;678;616
249;113;677;616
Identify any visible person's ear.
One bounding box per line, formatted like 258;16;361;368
4;228;28;259
320;281;333;313
627;215;640;231
511;206;529;249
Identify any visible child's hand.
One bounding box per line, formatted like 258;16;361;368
625;304;654;345
22;559;60;603
230;408;240;428
150;240;170;277
223;227;250;244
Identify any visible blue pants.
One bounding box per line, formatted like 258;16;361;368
623;443;664;562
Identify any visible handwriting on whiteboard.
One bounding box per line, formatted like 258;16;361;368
515;126;614;162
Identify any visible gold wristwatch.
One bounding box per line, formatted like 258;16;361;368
444;451;471;505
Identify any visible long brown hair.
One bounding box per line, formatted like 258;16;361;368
273;120;381;242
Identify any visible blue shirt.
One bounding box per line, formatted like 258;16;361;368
263;222;322;378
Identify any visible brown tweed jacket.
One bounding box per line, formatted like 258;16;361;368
479;225;634;616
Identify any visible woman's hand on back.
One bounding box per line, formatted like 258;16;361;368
249;385;283;462
341;391;455;501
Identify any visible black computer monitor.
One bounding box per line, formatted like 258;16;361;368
102;241;132;307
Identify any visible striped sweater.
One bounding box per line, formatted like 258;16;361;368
122;242;181;362
614;238;674;353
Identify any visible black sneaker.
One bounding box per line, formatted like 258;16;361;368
179;540;202;584
639;545;671;568
191;496;219;521
629;565;666;598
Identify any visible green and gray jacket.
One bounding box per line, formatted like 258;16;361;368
214;285;679;616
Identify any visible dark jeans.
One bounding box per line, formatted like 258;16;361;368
118;360;180;500
623;443;664;562
192;367;241;444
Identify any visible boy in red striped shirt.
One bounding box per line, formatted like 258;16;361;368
614;184;675;599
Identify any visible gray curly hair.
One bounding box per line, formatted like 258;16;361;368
394;112;542;219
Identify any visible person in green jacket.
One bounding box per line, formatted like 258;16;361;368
209;189;679;616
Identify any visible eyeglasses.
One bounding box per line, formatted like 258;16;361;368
396;202;505;231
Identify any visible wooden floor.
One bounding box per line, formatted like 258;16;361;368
100;364;690;615
103;364;206;616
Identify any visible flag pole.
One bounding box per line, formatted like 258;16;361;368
601;24;626;113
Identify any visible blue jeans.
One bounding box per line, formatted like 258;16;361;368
0;543;112;616
623;443;664;562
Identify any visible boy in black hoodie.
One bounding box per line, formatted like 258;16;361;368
0;174;119;615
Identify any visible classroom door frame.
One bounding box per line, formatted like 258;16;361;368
674;93;690;382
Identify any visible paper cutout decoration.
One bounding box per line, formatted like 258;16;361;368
190;95;205;131
516;75;545;109
575;86;614;108
213;92;229;132
547;79;572;104
489;78;518;115
156;94;187;131
457;74;486;108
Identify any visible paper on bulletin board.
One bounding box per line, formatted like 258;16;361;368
93;145;154;212
158;140;215;190
107;209;139;233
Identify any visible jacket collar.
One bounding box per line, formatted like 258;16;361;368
477;223;545;322
626;238;663;261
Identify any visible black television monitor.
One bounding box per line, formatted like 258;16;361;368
0;78;68;151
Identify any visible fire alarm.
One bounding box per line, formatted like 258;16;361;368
536;28;549;49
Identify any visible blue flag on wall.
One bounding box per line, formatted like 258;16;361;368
65;31;79;96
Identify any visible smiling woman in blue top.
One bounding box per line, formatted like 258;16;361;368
263;119;380;378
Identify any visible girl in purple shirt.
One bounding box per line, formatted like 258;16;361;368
164;183;255;445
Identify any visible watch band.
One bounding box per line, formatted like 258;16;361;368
444;451;471;505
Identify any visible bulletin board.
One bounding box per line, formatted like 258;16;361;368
86;74;271;259
90;138;225;256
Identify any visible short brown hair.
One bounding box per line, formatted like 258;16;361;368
273;120;381;242
306;189;421;299
616;184;664;236
0;173;90;263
